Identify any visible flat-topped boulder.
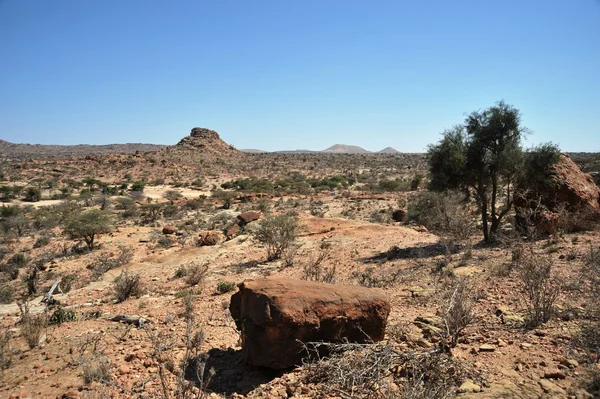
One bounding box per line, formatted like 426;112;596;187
229;278;391;369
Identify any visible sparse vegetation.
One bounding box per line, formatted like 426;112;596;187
113;270;145;303
253;214;300;261
516;248;560;327
63;209;115;250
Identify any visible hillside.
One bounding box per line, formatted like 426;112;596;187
377;147;400;154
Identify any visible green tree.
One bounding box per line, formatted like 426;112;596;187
24;187;42;202
63;209;114;250
428;101;526;241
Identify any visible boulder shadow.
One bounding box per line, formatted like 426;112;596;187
361;242;463;263
196;348;285;396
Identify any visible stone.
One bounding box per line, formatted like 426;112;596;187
543;369;566;379
229;278;390;369
225;223;241;240
515;154;600;234
162;226;175;235
539;379;566;396
479;344;496;352
559;358;578;369
197;231;224;246
237;211;261;225
457;380;481;393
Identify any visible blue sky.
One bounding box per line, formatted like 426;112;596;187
0;1;599;152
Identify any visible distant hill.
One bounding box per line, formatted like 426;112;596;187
241;149;268;153
0;139;166;159
322;144;371;154
377;147;399;154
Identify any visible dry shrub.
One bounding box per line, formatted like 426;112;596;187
300;242;336;283
0;283;15;304
357;267;401;288
0;330;12;372
113;270;145;303
145;292;212;399
441;279;475;350
517;248;560;327
18;301;47;349
302;341;472;399
253;214;300;261
82;356;112;384
88;245;134;280
180;261;209;287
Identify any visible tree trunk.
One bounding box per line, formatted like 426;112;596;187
478;188;489;242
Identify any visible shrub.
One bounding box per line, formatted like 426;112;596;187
48;306;77;325
82;356;112;384
407;191;473;242
33;233;53;248
301;242;336;283
253;214;300;261
181;261;209;287
23;187;41;202
0;331;11;372
87;246;134;280
131;181;146;192
18;302;47;349
163;190;182;202
216;280;236;294
517;249;560;327
441;279;475;351
113;270;145;303
0;284;14;304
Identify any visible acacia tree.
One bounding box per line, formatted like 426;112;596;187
63;209;114;250
428;101;526;242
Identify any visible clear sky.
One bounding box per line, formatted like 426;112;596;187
0;1;598;152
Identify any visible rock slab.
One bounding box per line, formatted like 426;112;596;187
229;278;391;369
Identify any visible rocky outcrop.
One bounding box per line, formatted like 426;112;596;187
229;278;391;369
516;154;600;234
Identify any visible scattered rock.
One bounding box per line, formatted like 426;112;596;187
543;369;566;379
539;378;567;396
225;224;241;240
229;278;391;369
479;344;496;352
162;226;175;235
457;380;481;393
237;211;261;225
198;231;224;246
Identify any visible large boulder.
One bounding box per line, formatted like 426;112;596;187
229;278;391;369
516;154;600;234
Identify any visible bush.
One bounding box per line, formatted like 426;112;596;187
48;306;77;325
0;284;14;304
216;280;236;294
163;190;183;202
407;191;473;242
0;331;11;372
181;261;209;287
23;187;41;202
253;214;300;261
18;302;47;349
33;233;53;248
82;356;111;384
131;181;146;192
441;279;475;350
517;249;560;327
113;270;145;303
87;246;134;280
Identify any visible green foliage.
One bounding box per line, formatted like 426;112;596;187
130;181;146;192
23;187;41;202
516;143;562;203
216;280;236;294
376;179;410;192
63;209;114;250
407;191;474;241
428;101;528;241
48;307;77;325
253;214;300;261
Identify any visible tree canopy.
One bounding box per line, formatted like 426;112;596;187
428;101;559;241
